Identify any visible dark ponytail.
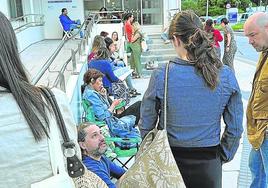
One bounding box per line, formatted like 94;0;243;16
168;10;222;90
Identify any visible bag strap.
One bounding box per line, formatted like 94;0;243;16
163;61;171;130
40;87;85;178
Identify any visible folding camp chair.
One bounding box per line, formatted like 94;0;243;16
59;23;73;40
81;99;141;169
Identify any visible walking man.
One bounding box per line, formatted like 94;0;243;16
244;12;268;188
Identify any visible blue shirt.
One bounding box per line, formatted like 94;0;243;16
59;14;75;31
139;58;243;163
83;155;125;188
88;59;119;90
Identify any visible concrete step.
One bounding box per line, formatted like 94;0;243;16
148;34;162;39
141;54;177;62
142;48;176;56
148;43;173;49
141;60;168;75
150;38;166;43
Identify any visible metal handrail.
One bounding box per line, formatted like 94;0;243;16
32;18;89;87
11;14;45;31
87;10;124;24
52;19;93;90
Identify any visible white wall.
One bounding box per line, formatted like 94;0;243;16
42;0;85;39
163;0;181;29
16;26;44;52
0;0;10;18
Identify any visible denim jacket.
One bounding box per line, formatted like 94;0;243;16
139;58;243;163
83;86;140;142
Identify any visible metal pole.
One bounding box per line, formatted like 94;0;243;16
206;0;209;19
71;49;77;73
78;43;81;58
59;73;66;92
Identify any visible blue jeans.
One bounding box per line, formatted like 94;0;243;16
249;138;268;188
70;19;83;38
160;32;168;41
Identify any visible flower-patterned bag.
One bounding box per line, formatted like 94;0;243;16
117;62;186;188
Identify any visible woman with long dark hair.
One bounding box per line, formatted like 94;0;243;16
139;10;243;188
0;11;80;187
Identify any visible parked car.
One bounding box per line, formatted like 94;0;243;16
240;12;253;23
214;15;226;24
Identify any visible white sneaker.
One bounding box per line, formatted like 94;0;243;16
164;40;170;44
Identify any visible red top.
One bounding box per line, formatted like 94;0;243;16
88;52;96;63
213;29;223;48
124;21;133;42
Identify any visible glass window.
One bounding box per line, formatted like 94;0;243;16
105;0;122;11
123;0;141;23
84;0;104;11
9;0;23;18
142;0;162;25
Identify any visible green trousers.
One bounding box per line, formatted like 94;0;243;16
128;40;142;75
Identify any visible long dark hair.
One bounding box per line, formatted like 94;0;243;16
0;11;50;141
168;10;222;89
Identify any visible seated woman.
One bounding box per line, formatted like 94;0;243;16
88;35;106;62
82;69;141;147
88;46;140;97
111;31;122;57
105;37;125;67
104;37;140;96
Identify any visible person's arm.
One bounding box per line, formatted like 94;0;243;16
220;69;244;163
214;29;223;42
60;15;75;25
84;157;116;188
225;26;232;51
139;69;161;138
132;31;141;42
108;99;121;113
104;60;120;82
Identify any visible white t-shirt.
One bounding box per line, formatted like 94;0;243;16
0;87;80;188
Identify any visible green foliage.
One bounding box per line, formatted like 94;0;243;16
182;0;254;16
231;23;244;31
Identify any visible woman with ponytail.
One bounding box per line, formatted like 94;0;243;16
139;10;243;188
0;11;80;187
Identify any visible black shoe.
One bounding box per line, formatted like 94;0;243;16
129;93;137;98
130;89;141;95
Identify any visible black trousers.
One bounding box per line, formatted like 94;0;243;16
115;101;141;126
171;146;222;188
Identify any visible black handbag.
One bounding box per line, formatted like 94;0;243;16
39;87;85;178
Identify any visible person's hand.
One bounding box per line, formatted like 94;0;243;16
99;87;107;96
112;99;121;107
226;46;230;52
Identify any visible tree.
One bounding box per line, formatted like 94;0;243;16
181;0;255;16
